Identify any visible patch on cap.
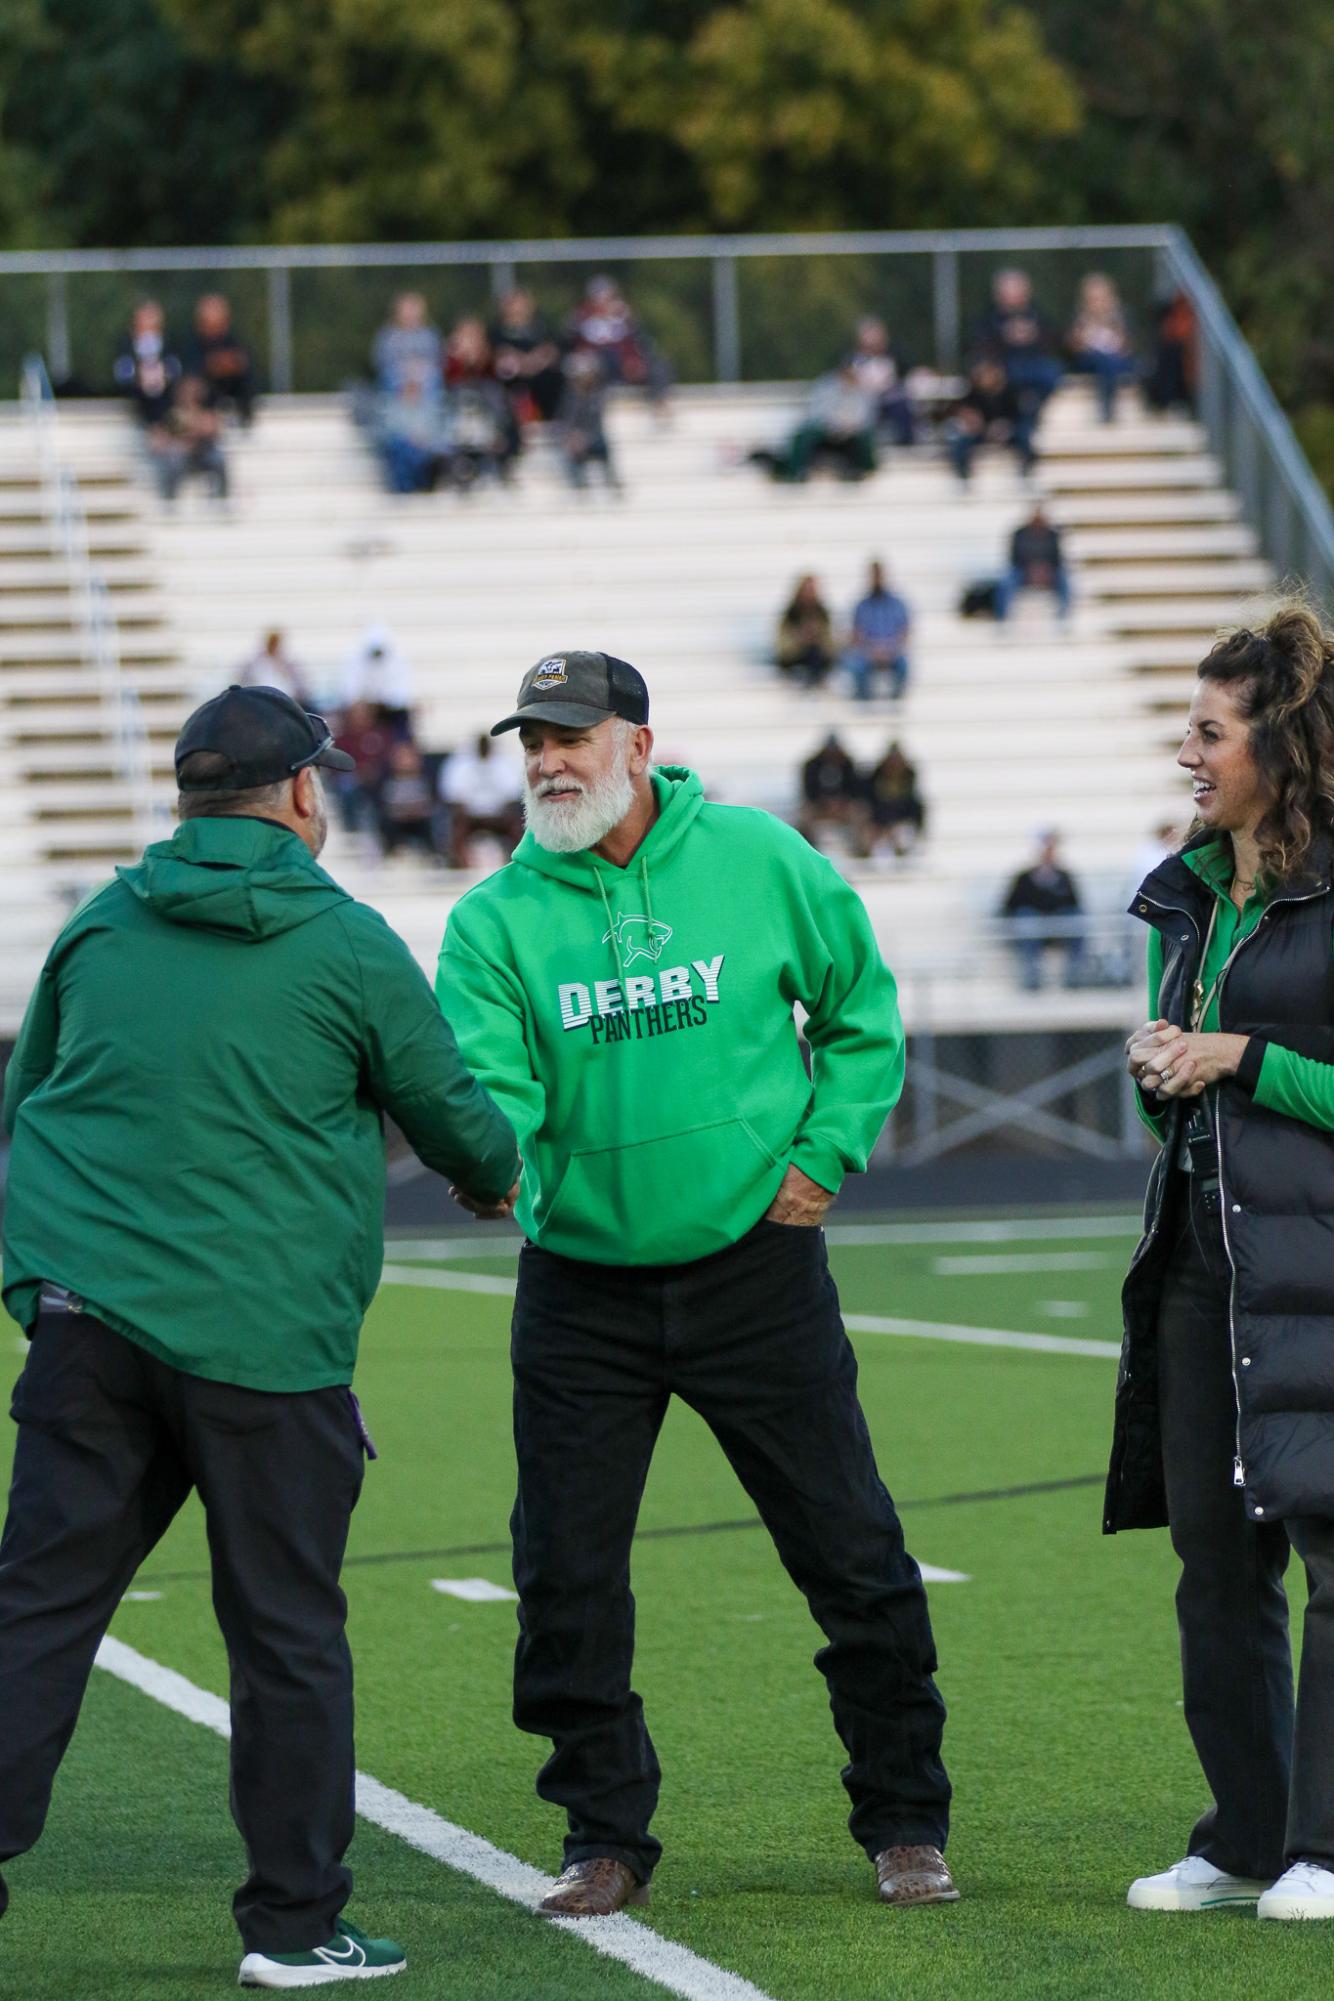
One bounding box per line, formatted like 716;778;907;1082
532;656;568;689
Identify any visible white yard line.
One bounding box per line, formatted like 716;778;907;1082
94;1635;779;2001
842;1312;1118;1359
930;1252;1111;1276
379;1265;1119;1358
382;1236;524;1262
380;1264;517;1297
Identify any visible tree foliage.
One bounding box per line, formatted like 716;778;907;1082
150;0;1077;241
2;0;1333;480
1025;0;1334;431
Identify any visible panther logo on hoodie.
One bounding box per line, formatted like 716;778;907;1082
602;912;673;966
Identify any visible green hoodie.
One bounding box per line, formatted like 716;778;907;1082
437;766;903;1265
3;816;517;1390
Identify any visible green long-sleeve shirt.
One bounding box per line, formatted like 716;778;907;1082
1139;838;1334;1142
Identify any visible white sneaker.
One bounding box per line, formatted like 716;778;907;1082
1127;1854;1272;1911
1257;1861;1334;1920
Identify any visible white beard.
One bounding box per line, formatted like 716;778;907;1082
523;761;635;853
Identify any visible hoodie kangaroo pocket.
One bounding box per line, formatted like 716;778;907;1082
540;1116;780;1263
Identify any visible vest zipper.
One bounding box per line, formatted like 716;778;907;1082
1211;881;1327;1499
1124;888;1199;1282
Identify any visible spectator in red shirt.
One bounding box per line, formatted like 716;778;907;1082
568;276;671;414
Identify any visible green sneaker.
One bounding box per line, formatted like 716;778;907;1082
238;1919;406;1987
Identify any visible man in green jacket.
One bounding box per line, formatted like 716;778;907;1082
437;651;955;1918
0;686;517;1988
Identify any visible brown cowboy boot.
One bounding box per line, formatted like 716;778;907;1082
874;1845;960;1906
536;1858;651;1919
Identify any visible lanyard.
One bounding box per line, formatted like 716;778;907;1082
1189;898;1224;1033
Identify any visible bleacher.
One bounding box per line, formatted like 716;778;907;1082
0;381;1270;1038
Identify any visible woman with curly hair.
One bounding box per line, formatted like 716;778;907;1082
1110;603;1334;1922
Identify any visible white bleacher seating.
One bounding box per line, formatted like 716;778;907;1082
0;381;1271;1037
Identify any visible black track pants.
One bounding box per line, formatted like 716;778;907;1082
509;1217;951;1881
0;1308;365;1952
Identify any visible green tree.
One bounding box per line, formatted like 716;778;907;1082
1;0;279;247
582;0;1080;232
1022;0;1334;478
164;0;1079;241
161;0;598;240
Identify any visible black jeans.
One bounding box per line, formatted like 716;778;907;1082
1158;1174;1334;1874
0;1305;366;1951
510;1218;951;1881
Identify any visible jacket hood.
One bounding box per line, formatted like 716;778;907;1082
511;765;705;892
117;816;350;940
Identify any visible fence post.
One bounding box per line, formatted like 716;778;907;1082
490;258;517;301
711;253;741;384
266;263;294;394
45;271;71;384
931;246;960;374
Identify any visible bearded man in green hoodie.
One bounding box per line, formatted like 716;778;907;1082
0;685;518;1989
437;651;955;1917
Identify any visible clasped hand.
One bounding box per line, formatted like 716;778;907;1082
451;1177;520;1221
1124;1019;1248;1099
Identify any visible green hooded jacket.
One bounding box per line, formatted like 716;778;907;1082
2;817;517;1390
436;766;903;1265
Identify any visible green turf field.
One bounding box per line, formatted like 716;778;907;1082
3;1212;1329;2000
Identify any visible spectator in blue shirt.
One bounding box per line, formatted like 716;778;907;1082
843;562;912;701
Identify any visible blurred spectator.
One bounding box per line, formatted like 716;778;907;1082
489;289;564;424
376;740;441;860
150;376;228;505
974;269;1063;422
865;741;926;858
843;561;912;701
557;350;621;493
1066;274;1137;424
113;300;181;413
776;363;878;483
375;373;450;494
1132;820;1181;890
776;575;836;688
996;505;1071;623
444;317;519;484
1144;291;1199;416
331;700;393;837
372;292;443;390
567;276;672;411
186;293;257;427
235;629;310;707
798;733;868;853
845;317;915;446
944;358;1033;485
341;623;413;728
1001;832;1086;990
439;734;523;868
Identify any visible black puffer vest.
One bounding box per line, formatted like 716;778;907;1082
1105;834;1334;1533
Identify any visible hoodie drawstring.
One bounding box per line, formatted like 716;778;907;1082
595;854;656;992
595;868;627;988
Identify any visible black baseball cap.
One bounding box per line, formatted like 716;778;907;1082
175;685;356;791
490;650;650;736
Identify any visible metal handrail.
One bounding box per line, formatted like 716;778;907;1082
19;353;158;851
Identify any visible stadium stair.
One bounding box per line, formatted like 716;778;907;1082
0;383;1270;1037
